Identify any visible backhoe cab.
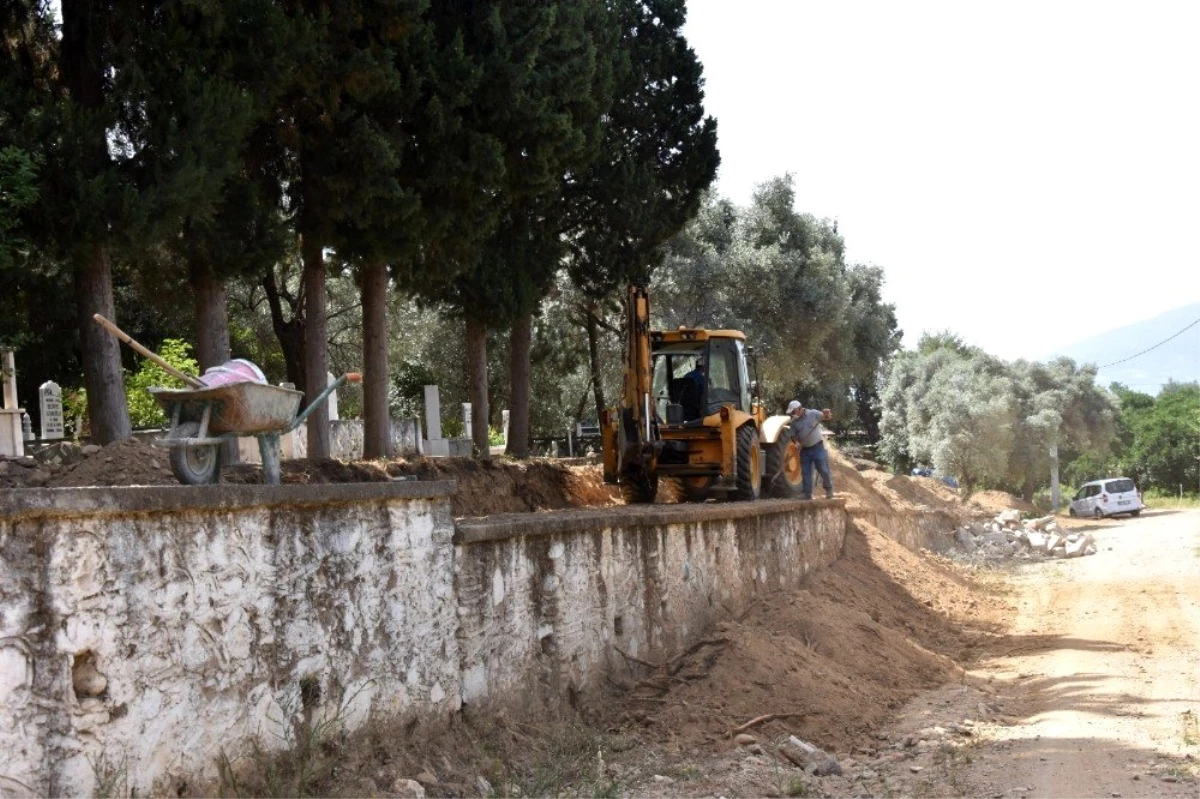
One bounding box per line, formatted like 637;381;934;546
601;285;803;503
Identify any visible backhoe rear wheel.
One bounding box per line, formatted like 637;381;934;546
765;428;803;498
620;467;659;504
734;425;762;501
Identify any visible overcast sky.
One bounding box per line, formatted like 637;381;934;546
683;1;1200;361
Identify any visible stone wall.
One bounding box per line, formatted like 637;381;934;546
453;500;847;715
0;483;458;797
0;490;845;796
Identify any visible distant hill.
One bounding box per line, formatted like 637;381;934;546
1045;303;1200;394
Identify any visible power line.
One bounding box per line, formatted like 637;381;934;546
1096;317;1200;370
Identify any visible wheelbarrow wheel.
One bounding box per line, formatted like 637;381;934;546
169;421;222;485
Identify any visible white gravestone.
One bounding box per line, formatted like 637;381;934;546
326;371;339;421
0;350;24;456
39;381;65;440
462;402;472;434
423;384;449;457
424;385;442;440
2;350;16;410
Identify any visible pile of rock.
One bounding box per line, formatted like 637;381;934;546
948;508;1097;561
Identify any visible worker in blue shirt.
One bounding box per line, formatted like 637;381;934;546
787;399;834;500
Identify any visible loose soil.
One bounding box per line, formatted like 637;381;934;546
604;517;1008;758
968;489;1041;515
17;437;619;518
47;438;179;487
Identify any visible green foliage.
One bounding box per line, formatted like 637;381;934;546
565;0;720;299
62;387;89;439
488;426;505;447
879;344;1116;496
653;178;900;428
0;145;38;273
1141;487;1200;509
421;1;616;327
388;361;437;419
125;340;199;429
1107;381;1200;491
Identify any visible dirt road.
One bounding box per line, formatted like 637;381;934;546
956;508;1200;797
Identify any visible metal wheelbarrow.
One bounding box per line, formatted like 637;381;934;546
93;313;360;485
148;375;357;485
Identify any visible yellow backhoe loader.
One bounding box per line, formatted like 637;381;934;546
600;284;803;503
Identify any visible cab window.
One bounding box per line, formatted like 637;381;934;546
705;337;747;414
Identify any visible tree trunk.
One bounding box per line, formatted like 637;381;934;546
190;263;232;370
302;234;330;459
361;261;391;459
585;306;607;422
262;267;306;391
189;261;239;463
62;0;129;444
75;252;131;444
854;382;882;444
465;318;490;460
505;311;532;458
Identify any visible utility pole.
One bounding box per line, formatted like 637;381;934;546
1050;442;1061;512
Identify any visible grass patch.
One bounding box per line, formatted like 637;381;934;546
1142;489;1200;509
1181;709;1199;746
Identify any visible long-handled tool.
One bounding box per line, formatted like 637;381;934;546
92;314;205;388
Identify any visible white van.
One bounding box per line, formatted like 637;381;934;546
1068;477;1143;518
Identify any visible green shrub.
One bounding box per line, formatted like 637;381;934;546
126;339;199;429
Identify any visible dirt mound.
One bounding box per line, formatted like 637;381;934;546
826;446;978;524
882;474;965;509
381;457;619;518
33;441;616;518
603;519;1012;757
48;438;178;487
222;455;618;518
223;458;391;485
968;489;1039;515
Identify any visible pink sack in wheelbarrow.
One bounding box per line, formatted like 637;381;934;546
199;359;268;387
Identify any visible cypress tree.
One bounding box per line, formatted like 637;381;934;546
3;0;286;443
420;0;612;458
564;0;720;419
269;0;453;459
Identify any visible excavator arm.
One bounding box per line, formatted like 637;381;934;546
601;284;660;487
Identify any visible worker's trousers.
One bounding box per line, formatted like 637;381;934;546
800;440;833;500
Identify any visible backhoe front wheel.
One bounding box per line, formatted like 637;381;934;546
621;467;659;504
734;425;762;501
765;428;803;498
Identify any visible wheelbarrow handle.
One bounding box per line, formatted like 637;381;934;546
286;372;362;433
93;314;205;389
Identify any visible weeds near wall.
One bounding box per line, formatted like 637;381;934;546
89;753;129;799
469;715;629;798
216;677;373;798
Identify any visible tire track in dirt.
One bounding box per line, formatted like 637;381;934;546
962;508;1200;798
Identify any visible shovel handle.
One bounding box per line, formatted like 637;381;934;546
92;314;206;389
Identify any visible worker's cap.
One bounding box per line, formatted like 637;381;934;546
786;400;802;414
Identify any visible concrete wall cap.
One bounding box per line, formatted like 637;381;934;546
454;497;846;545
0;480;457;520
